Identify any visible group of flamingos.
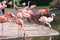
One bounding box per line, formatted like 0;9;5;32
0;1;55;40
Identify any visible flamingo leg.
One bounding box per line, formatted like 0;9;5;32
49;36;52;40
33;16;38;23
1;23;4;36
46;23;52;30
20;25;32;40
42;22;45;26
27;18;31;22
18;25;19;38
19;25;26;40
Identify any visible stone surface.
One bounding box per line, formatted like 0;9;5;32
0;22;59;39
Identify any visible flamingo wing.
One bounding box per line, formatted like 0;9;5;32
47;17;53;23
16;13;23;18
39;16;47;23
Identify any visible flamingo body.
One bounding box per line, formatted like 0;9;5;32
39;13;55;28
6;11;16;18
14;19;24;27
23;12;31;18
37;9;49;15
16;13;23;18
0;16;9;23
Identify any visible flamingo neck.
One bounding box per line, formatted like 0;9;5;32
51;15;54;19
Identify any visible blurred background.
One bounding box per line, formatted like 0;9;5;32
0;0;60;9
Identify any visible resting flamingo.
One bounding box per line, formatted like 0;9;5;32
16;9;31;21
39;13;55;29
37;8;50;16
0;16;10;23
6;11;17;19
0;11;17;32
14;19;24;27
0;15;11;36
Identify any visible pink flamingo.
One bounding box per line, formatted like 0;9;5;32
5;11;17;19
28;10;38;23
8;1;12;6
37;8;50;15
6;11;26;38
22;2;26;7
1;3;7;9
2;0;6;4
30;4;37;9
0;11;16;33
39;13;55;29
0;15;11;36
13;18;26;38
16;9;31;20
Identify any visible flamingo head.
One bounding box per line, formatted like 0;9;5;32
51;13;56;17
30;5;37;9
6;11;14;18
22;2;26;7
46;8;50;12
37;9;42;14
33;5;37;9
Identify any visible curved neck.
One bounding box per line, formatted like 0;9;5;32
51;15;54;19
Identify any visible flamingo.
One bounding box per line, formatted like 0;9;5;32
6;11;26;38
16;6;30;19
28;10;38;23
23;12;31;19
16;12;23;19
5;11;24;26
2;3;7;9
29;5;39;23
37;8;50;16
0;11;17;33
6;11;17;18
16;9;31;21
39;13;55;29
0;16;11;23
0;1;7;14
0;15;11;36
14;19;24;27
22;2;26;7
0;16;10;23
8;1;12;6
2;0;6;4
13;18;26;38
30;5;37;9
